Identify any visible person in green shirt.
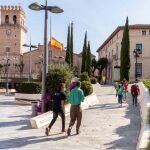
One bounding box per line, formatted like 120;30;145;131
117;84;124;106
67;81;85;136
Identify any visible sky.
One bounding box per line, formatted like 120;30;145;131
0;0;150;58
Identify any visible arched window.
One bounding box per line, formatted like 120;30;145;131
5;15;9;24
13;15;17;24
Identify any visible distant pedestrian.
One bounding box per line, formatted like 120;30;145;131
67;81;85;136
45;83;67;136
131;83;140;106
122;79;128;100
117;84;124;106
113;81;119;97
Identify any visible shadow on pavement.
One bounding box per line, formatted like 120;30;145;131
0;101;17;106
0;119;32;130
103;93;140;150
87;103;126;110
0;135;68;149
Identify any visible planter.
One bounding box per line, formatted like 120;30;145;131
15;93;41;105
136;82;150;150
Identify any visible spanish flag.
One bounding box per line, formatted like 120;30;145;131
50;37;63;50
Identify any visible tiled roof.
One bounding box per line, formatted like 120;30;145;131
96;24;150;52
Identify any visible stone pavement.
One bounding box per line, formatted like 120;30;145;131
0;84;140;150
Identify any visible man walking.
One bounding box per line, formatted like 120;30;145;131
131;83;140;106
45;83;67;136
67;81;85;136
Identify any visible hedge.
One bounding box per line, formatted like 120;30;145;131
46;64;72;96
81;81;93;96
90;77;97;84
80;72;89;82
17;82;41;94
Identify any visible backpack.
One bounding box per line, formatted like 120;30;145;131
131;84;139;95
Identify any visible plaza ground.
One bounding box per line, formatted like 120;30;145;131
0;84;140;150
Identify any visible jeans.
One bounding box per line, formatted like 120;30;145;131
118;95;123;104
132;94;138;106
48;110;65;130
68;104;82;131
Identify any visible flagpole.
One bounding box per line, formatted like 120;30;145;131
50;15;51;51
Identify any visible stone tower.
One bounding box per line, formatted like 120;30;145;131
0;5;27;77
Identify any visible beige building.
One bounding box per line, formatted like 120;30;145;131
97;24;150;83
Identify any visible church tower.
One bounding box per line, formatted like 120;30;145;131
0;5;27;77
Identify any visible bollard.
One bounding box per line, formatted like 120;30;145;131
32;101;38;116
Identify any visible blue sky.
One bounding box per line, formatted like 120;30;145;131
1;0;150;58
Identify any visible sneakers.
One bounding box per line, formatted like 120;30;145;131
45;127;50;136
61;128;67;133
76;129;80;135
67;128;71;136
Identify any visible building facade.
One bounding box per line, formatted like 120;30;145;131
97;24;150;83
0;5;95;87
0;5;27;87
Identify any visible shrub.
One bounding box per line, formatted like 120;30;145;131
148;108;150;125
46;64;72;96
81;81;93;96
143;80;150;92
80;72;89;82
17;82;41;94
147;141;150;150
90;77;97;84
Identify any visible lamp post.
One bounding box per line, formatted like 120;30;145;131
29;1;63;112
133;49;140;81
23;43;37;81
4;51;16;96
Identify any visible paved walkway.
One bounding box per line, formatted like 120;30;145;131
0;84;140;150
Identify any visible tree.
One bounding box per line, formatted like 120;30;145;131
91;58;97;76
120;17;130;81
97;57;108;79
81;31;87;73
70;22;74;67
86;41;91;76
65;24;71;66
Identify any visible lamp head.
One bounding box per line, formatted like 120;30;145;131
29;3;44;11
48;6;64;13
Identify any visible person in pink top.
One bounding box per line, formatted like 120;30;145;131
122;79;128;100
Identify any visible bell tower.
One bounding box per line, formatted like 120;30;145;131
0;5;27;56
0;5;27;78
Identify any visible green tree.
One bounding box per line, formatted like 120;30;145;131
65;24;71;66
97;57;108;79
81;31;87;73
91;58;97;76
120;17;130;81
70;22;74;67
86;41;92;76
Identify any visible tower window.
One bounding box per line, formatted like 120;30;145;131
13;15;17;24
5;15;9;24
142;30;146;36
6;47;10;52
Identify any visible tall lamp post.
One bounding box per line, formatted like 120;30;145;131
23;43;37;81
29;1;63;112
133;49;140;81
4;51;16;96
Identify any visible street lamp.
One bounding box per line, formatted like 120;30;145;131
133;49;140;81
23;43;37;81
3;51;16;96
29;0;63;112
